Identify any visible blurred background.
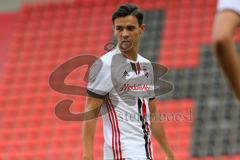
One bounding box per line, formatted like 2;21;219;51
0;0;240;159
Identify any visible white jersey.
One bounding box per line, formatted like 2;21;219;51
87;47;155;160
217;0;240;14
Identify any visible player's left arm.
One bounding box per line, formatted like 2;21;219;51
212;10;240;101
149;99;174;160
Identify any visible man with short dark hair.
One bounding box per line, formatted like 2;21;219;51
82;4;174;160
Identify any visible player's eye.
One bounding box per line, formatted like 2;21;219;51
116;26;123;31
127;26;135;31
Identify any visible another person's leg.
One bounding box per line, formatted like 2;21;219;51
212;10;240;100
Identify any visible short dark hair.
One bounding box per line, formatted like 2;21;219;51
112;3;144;26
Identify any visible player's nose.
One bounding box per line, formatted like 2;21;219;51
122;29;130;39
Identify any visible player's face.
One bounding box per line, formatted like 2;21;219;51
113;15;144;53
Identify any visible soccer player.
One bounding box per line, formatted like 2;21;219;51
82;3;174;160
212;0;240;101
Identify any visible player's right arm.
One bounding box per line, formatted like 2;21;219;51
212;10;240;101
83;56;112;159
82;96;104;160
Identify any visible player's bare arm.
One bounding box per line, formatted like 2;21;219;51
212;10;240;101
82;96;104;160
149;99;174;160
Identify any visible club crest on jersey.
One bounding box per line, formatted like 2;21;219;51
143;68;149;78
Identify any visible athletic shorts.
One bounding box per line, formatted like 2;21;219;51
217;0;240;15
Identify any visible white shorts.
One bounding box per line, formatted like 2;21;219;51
217;0;240;15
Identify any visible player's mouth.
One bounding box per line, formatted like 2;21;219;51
119;40;133;51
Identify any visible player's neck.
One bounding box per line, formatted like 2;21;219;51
122;47;138;61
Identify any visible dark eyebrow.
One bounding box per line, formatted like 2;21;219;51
127;24;136;27
115;24;137;28
115;25;123;28
127;25;136;28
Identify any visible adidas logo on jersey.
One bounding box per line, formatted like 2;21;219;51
122;70;130;78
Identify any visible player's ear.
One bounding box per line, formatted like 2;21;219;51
140;24;145;34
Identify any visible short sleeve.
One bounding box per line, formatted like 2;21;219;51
87;58;113;99
217;0;240;14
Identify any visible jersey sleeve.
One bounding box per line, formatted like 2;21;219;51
87;58;113;99
217;0;240;14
